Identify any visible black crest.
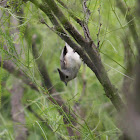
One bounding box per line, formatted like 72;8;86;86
63;46;67;57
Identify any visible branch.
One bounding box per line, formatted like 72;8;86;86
82;0;91;24
40;0;101;81
43;0;102;76
44;0;89;46
29;0;125;112
41;0;103;84
30;0;95;74
45;0;125;111
0;58;38;91
81;0;92;41
97;5;102;48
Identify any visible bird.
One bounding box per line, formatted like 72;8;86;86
57;43;82;86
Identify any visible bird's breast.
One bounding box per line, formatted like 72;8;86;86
65;52;81;70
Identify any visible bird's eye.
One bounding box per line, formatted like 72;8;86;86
66;75;69;78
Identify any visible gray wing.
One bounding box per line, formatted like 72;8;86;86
60;46;67;69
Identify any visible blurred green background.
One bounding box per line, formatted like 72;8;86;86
0;0;137;139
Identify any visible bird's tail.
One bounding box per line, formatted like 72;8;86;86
65;42;73;52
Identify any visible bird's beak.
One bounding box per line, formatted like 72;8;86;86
65;82;67;86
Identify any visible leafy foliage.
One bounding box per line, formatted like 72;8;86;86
0;0;137;139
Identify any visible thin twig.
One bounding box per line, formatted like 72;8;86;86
97;5;102;48
81;0;92;41
40;18;54;31
82;0;91;24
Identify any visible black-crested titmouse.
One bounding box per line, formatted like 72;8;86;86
57;43;81;86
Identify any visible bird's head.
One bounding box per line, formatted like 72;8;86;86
57;68;72;86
